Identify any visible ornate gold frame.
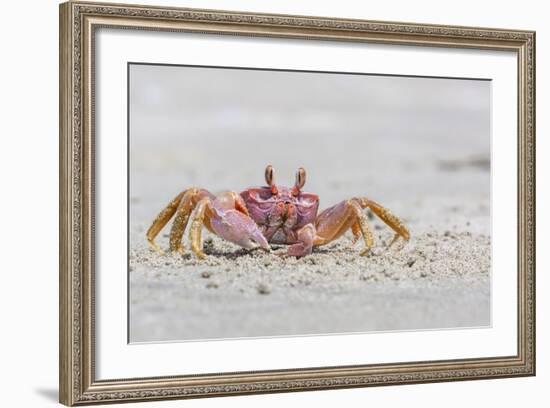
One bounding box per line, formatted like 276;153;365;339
59;1;536;405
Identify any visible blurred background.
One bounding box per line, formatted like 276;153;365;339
129;63;490;228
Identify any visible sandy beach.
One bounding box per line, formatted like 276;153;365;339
130;224;490;342
128;64;491;342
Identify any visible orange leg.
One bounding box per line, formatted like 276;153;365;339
169;188;201;254
355;197;410;247
314;198;409;255
350;222;362;245
188;198;210;259
315;200;374;255
146;190;186;254
145;188;213;254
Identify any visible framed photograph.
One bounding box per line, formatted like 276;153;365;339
59;1;536;405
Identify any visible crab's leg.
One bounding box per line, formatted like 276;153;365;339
168;188;216;254
189;198;210;259
350;222;362;245
355;198;410;247
287;224;316;257
146;190;186;254
351;201;375;255
314;199;375;255
146;188;214;254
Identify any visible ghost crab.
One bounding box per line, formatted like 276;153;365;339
146;165;410;258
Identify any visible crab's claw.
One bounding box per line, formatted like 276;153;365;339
210;209;270;251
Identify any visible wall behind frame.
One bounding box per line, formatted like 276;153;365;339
0;0;545;407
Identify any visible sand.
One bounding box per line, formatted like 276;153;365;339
128;65;491;342
129;197;491;342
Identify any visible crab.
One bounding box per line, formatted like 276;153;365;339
146;165;410;259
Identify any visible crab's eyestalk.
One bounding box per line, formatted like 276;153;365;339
292;167;306;196
265;164;278;195
265;165;274;185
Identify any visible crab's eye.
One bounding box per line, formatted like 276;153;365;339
265;165;278;194
265;164;274;186
292;167;306;196
295;167;306;189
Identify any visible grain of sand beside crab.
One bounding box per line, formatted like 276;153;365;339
146;165;410;259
